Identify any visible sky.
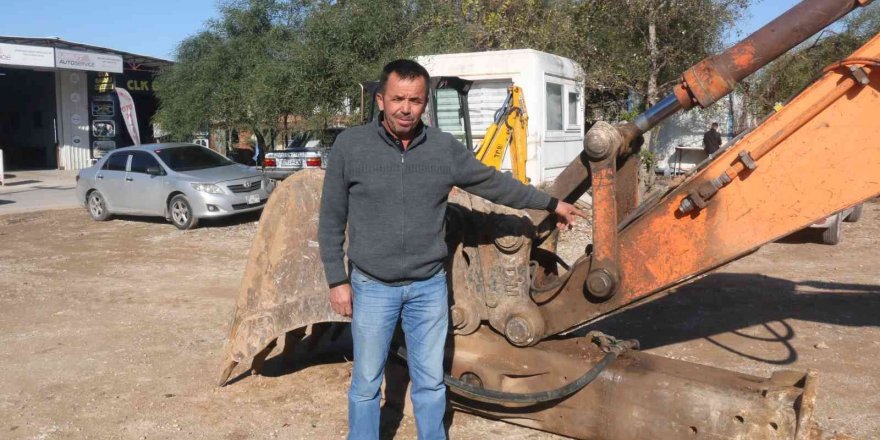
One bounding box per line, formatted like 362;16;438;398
0;0;803;61
725;0;803;43
0;0;220;60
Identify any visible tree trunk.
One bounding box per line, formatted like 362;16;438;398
644;5;662;152
283;113;289;148
646;10;660;107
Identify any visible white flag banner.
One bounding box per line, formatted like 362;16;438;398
115;88;141;145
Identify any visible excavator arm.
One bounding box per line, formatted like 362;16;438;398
219;1;878;439
526;0;880;337
473;85;529;183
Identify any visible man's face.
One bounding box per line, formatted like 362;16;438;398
377;72;428;140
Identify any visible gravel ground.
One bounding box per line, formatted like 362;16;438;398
0;199;877;439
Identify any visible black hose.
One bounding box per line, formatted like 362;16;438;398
528;253;588;304
392;344;619;405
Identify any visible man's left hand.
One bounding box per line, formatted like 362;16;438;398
554;201;588;230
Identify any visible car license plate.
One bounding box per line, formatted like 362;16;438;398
247;194;260;205
279;158;302;167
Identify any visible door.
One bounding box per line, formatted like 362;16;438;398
126;151;167;215
429;76;474;148
94;151;130;212
0;69;58;169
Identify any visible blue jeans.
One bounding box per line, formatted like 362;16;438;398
348;267;448;440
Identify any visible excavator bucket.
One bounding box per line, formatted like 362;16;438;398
218;169;347;386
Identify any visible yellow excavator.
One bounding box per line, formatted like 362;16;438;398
220;1;880;438
473;85;529;183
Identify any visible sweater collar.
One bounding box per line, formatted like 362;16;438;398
375;112;427;151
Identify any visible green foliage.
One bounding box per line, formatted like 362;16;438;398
616;108;640;123
154;0;756;142
639;148;657;173
441;0;751;118
748;2;880;116
154;0;302;145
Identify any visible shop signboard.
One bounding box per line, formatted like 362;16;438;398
55;48;123;73
0;42;55;68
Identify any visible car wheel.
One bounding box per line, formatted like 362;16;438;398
169;195;199;230
844;204;863;223
87;190;111;221
821;213;842;245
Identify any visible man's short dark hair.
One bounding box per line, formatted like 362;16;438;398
378;59;430;95
711;122;719;128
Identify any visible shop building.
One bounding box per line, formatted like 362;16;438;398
0;37;171;171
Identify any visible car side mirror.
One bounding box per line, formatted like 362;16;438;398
146;166;163;176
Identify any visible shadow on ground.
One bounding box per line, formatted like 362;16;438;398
107;210;262;228
580;273;879;364
1;179;41;187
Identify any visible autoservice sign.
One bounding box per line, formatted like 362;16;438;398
0;42;55;68
55;48;122;73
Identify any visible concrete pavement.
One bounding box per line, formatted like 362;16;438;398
0;170;81;216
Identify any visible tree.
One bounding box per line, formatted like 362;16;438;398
563;0;750;111
154;0;307;151
154;0;753;147
295;0;477;126
436;0;751;114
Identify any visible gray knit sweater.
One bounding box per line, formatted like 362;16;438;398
318;119;552;286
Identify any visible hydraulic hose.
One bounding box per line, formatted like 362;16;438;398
392;332;636;405
443;350;617;404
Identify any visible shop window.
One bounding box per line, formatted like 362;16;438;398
568;92;579;126
546;83;563;131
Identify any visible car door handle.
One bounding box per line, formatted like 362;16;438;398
125;177;133;182
96;175;104;180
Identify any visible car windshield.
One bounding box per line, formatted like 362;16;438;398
287;132;316;149
286;129;341;149
155;145;234;171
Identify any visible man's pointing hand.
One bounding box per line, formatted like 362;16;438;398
554;201;588;230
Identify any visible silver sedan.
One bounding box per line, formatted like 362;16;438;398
76;143;270;229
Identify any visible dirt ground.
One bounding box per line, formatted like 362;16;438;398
1;201;878;439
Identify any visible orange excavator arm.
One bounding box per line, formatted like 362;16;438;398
526;1;880;336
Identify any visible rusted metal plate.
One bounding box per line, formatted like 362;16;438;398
448;329;819;440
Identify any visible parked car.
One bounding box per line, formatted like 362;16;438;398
262;128;343;180
808;204;863;245
76;143;270;230
227;145;257;166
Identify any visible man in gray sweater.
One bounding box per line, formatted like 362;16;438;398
319;59;585;440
